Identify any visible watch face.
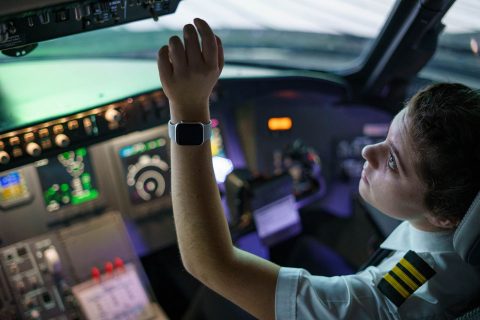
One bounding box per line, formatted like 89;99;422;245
176;123;204;145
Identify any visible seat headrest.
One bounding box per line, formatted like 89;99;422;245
453;192;480;267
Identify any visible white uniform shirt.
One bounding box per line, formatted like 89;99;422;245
275;221;480;319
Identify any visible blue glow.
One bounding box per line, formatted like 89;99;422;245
0;172;20;187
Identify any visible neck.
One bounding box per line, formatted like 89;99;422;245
408;216;454;232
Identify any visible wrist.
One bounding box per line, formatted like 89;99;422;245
169;102;210;123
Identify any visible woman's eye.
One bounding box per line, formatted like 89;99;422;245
387;153;397;170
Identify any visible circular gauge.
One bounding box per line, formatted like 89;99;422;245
126;155;169;203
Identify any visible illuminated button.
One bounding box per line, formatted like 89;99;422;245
114;257;125;270
26;143;41;157
91;267;101;281
0;151;10;164
104;261;114;274
55;134;70;148
23;133;35;143
9;137;20;146
104;108;122;123
83;118;93;135
38;128;49;138
53;125;64;135
30;309;40;319
67;120;79;130
41;140;52;149
12;148;23;158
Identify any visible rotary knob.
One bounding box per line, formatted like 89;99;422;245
26;142;42;157
0;151;10;164
104;108;122;123
55;134;70;148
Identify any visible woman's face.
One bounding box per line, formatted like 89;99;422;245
359;108;429;223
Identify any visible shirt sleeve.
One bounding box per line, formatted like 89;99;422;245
275;267;399;320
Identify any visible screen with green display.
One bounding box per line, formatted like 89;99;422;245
35;147;99;212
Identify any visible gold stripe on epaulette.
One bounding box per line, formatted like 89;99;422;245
399;258;426;283
384;274;409;298
377;251;436;307
392;266;419;291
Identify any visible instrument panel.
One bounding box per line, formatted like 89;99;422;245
0;72;393;244
0;68;394;319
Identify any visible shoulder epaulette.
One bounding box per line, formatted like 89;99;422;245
377;250;436;307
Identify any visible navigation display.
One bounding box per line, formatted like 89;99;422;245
35;148;99;212
119;137;170;205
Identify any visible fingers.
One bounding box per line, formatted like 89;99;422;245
194;18;218;67
157;45;173;81
169;36;187;74
183;24;202;67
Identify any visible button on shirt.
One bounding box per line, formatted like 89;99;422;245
275;221;480;319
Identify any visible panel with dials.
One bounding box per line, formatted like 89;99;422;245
0;90;170;172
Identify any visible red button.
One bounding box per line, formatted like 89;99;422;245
114;257;124;269
104;261;114;274
91;267;101;280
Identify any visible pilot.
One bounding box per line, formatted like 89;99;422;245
157;19;480;319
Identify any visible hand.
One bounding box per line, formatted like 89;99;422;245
157;18;224;122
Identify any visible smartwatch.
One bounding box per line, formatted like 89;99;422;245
168;120;212;146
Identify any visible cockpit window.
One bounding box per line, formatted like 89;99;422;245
420;0;480;88
0;0;397;72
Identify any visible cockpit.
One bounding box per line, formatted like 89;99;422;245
0;0;478;319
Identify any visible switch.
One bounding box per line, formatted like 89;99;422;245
12;148;23;158
44;246;61;274
0;23;8;43
41;139;52;149
114;257;124;270
104;261;114;274
53;125;64;135
67;120;79;130
16;281;25;294
38;12;51;24
23;133;34;143
25;143;41;157
38;128;49;138
55;134;70;148
55;10;69;22
27;16;35;27
83;118;93;135
9;137;20;146
104;108;122;123
0;151;10;165
91;267;101;281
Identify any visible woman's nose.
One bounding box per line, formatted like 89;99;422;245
361;143;381;168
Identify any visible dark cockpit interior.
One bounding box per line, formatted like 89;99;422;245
0;0;478;319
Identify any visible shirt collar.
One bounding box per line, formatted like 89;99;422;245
380;221;454;253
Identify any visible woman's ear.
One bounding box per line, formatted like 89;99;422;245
425;213;458;229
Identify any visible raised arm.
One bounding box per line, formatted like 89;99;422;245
157;19;280;320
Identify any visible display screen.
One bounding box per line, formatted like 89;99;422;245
119;137;170;204
211;119;233;183
35;148;99;212
0;171;31;208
